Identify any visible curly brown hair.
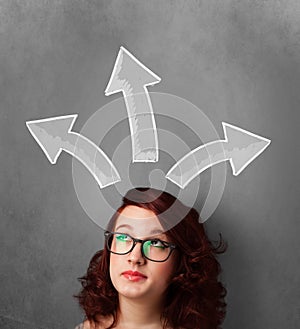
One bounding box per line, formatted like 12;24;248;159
75;188;227;329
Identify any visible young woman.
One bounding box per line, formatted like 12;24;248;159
75;187;227;329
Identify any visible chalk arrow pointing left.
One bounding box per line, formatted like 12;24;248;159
166;122;271;189
26;114;121;188
105;46;160;162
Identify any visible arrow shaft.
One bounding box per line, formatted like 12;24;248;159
166;140;228;189
62;132;120;188
122;87;158;162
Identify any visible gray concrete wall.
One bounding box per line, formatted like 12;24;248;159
0;1;299;328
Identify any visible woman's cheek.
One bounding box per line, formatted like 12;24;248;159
151;261;174;281
109;254;122;278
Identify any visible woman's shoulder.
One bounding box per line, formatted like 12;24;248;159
75;317;113;329
74;322;84;329
74;320;93;329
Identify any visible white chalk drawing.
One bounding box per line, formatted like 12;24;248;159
26;114;121;188
105;46;160;162
166;122;271;189
26;47;272;227
71;93;220;228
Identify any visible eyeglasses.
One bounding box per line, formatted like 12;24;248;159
104;231;176;262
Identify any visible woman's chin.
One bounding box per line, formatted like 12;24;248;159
118;284;150;299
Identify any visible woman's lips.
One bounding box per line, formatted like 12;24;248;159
122;270;147;282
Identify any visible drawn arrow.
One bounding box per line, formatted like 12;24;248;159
166;122;271;189
26;114;121;188
105;46;160;162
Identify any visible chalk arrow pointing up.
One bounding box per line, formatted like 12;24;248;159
105;46;160;162
26;114;121;188
166;122;271;189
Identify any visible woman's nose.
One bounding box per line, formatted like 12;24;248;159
127;242;146;265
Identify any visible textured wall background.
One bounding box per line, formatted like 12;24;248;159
0;1;299;328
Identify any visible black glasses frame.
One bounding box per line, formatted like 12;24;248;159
104;231;176;262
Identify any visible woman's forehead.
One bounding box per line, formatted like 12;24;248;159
114;205;164;238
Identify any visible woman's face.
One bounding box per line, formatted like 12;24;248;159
109;205;175;302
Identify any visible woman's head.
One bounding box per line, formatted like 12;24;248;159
76;187;227;329
108;204;177;308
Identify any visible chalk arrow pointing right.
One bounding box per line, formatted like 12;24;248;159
166;122;271;189
26;114;121;188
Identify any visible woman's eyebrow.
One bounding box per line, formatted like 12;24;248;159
115;224;133;231
114;225;164;236
146;230;167;240
149;229;164;235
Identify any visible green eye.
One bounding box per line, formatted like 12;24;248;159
149;240;166;249
116;234;130;242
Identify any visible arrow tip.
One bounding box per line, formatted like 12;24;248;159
222;122;271;175
105;46;161;95
26;114;77;164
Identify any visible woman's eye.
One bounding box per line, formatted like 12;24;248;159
150;240;166;249
116;234;130;241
